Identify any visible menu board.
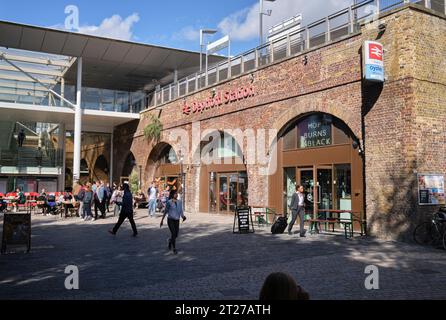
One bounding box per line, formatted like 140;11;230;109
418;174;445;205
1;213;31;253
233;206;254;234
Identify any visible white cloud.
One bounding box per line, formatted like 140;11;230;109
50;13;140;41
173;26;200;42
218;0;352;41
78;13;140;41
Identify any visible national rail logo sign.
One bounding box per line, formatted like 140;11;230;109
363;41;384;83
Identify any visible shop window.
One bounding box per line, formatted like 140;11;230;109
218;134;242;158
334;164;351;210
283;127;297;150
160;146;177;164
283;168;296;213
297;114;332;149
333;122;350;145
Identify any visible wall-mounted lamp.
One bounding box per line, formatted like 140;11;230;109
378;22;387;32
303;55;308;65
211;88;216;98
352;140;364;155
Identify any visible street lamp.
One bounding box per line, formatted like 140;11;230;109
200;29;217;73
259;0;276;46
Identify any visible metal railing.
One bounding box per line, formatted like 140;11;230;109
149;0;445;108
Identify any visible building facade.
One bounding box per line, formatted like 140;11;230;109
115;4;446;240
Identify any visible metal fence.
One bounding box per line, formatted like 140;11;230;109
149;0;445;108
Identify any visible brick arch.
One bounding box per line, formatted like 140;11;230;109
193;118;247;163
141;140;182;190
271;101;362;142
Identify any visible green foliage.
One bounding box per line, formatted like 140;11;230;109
129;168;139;194
144;114;163;142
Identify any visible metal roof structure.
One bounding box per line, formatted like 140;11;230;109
0;20;225;92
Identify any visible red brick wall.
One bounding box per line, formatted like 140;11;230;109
114;5;446;240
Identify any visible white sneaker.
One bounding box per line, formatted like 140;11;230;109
92;218;96;221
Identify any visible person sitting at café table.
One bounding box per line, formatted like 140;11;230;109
12;187;26;212
0;194;6;212
62;191;76;217
55;192;63;205
37;188;48;214
133;189;147;209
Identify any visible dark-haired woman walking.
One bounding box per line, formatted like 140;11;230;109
160;190;186;254
109;183;138;237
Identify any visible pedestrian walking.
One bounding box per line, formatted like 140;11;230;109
111;185;123;216
109;183;138;236
160;190;186;254
105;183;112;213
82;183;93;221
94;180;106;220
288;185;306;237
147;181;158;217
17;129;26;147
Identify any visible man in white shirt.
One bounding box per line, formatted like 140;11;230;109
288;185;306;237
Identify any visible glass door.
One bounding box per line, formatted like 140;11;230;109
298;168;315;218
209;172;217;213
317;167;333;219
218;174;229;212
237;172;249;207
228;174;238;212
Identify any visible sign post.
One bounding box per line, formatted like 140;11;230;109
1;213;31;254
206;35;230;87
233;206;255;234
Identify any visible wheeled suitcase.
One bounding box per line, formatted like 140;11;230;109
271;216;288;234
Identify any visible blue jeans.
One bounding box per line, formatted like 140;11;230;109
148;199;156;216
83;203;92;218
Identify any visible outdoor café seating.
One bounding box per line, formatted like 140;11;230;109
305;209;367;239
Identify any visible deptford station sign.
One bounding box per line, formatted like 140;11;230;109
182;85;255;115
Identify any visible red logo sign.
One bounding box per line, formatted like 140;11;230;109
182;86;255;115
369;43;383;61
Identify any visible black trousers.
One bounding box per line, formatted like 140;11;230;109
288;206;305;235
94;198;105;219
112;212;137;235
167;218;180;249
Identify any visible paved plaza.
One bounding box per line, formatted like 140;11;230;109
0;209;445;300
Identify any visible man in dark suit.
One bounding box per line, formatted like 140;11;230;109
288;185;306;237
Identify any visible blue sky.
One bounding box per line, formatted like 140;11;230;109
0;0;352;55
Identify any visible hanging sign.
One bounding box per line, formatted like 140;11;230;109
363;41;384;83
